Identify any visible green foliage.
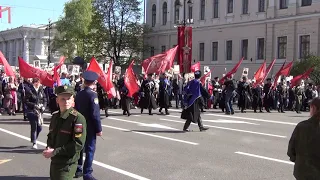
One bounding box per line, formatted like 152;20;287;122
290;55;320;85
52;0;93;61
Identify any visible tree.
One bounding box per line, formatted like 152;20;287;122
290;55;320;84
52;0;93;61
94;0;149;65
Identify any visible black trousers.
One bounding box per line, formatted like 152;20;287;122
183;116;204;130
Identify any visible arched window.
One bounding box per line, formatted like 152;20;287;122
162;2;167;25
174;0;180;24
152;4;156;27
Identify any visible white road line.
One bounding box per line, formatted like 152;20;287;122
167;115;259;125
0;127;150;180
101;124;198;146
108;117;179;130
167;111;297;126
159;118;287;138
235;152;294;165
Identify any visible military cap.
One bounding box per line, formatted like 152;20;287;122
83;70;99;82
55;85;75;96
194;70;202;79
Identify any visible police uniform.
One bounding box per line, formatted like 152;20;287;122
46;86;87;180
74;71;102;180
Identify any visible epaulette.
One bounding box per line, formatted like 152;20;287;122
70;109;78;116
52;110;59;115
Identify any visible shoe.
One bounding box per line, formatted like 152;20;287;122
74;171;83;178
183;129;190;132
200;127;209;132
32;143;38;149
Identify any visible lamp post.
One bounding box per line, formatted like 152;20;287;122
46;19;53;66
176;0;193;74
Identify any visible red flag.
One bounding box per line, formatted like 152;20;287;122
0;51;15;76
262;59;276;82
142;46;178;74
52;56;65;86
190;62;200;72
219;57;244;84
186;27;192;73
279;61;293;76
272;61;286;89
290;68;313;87
18;57;54;87
200;67;214;84
253;60;267;87
177;26;185;73
124;60;139;97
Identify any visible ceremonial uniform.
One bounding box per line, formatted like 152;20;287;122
276;82;286;113
252;85;263;113
118;78;131;116
263;81;273;112
237;78;251;113
47;86;87;180
139;75;157;115
75;71;102;180
295;85;304;114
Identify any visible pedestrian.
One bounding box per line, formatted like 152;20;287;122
288;97;320;179
74;71;102;180
43;85;87;180
24;78;47;149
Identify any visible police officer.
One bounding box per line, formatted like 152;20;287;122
43;85;87;180
74;71;102;180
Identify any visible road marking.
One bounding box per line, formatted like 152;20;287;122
108;117;178;130
0;127;150;180
101;124;198;146
205;119;259;125
167;115;259;125
167;111;297;126
235;152;294;165
0;159;12;165
159;118;287;138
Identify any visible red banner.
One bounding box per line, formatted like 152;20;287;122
190;62;200;72
290;68;313;88
262;59;276;83
177;26;185;73
124;60;140;97
253;60;266;87
219;57;244;84
186;27;192;73
0;51;15;77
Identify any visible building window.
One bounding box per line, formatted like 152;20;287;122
212;42;218;61
200;0;205;20
152;4;156;27
174;1;180;24
301;0;312;6
188;6;193;20
300;35;310;58
150;47;155;56
199;43;205;61
242;0;248;14
241;39;248;60
226;40;232;60
257;38;265;59
278;36;287;59
161;45;166;53
162;2;167;25
227;0;233;13
213;0;219;18
258;0;265;12
280;0;288;9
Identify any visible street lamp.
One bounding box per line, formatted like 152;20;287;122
175;0;193;74
46;19;53;66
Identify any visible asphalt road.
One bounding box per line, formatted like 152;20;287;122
0;107;307;180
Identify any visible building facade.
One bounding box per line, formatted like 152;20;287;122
0;24;59;67
145;0;320;78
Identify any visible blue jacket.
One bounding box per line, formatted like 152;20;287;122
75;87;102;136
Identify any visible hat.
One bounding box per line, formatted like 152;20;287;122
83;71;99;82
55;85;75;96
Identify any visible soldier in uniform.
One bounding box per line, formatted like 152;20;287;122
295;81;304;114
252;84;263;113
263;78;273;113
74;71;102;180
139;74;157;115
43;85;87;180
237;76;251;113
276;78;286;113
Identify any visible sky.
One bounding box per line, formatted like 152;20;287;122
0;0;145;31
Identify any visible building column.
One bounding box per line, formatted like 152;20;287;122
287;21;296;61
156;0;161;27
15;39;20;66
23;38;29;64
266;23;275;61
267;0;276;18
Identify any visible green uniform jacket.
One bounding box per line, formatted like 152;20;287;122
287;116;320;179
47;108;87;165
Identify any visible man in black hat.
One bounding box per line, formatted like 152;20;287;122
139;73;157;115
74;71;102;180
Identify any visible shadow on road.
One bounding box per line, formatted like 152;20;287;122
0;146;43;154
131;130;185;133
0;176;49;180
